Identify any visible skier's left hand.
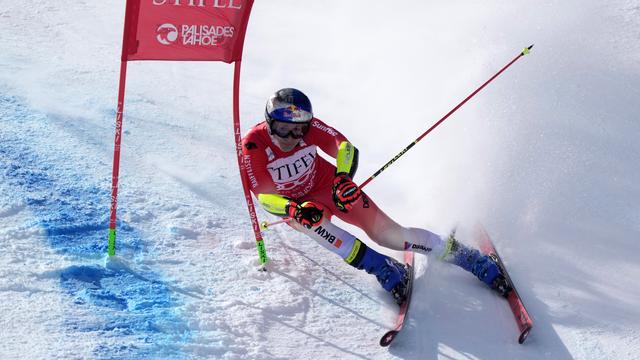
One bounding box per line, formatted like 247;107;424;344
332;173;362;212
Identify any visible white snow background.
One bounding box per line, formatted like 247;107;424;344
1;0;639;359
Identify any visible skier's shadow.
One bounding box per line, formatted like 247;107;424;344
282;244;384;305
269;266;387;329
237;300;372;360
388;260;574;360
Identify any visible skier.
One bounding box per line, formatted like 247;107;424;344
241;88;509;304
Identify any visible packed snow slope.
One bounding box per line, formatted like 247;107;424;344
1;1;639;359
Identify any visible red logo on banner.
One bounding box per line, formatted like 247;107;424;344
122;0;254;63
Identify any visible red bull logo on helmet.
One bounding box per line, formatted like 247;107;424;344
283;105;304;120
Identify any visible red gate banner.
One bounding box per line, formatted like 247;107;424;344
122;0;254;62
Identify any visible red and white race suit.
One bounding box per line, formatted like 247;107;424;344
241;118;444;258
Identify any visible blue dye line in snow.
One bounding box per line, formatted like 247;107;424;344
0;94;191;359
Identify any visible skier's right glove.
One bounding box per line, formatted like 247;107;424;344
287;200;324;229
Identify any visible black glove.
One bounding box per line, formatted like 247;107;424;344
287;200;324;229
332;173;362;212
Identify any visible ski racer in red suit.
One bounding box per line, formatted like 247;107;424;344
242;88;509;303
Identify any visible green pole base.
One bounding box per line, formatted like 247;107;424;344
108;229;116;256
256;240;268;267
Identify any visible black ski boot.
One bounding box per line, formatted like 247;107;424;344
389;259;411;305
488;254;512;297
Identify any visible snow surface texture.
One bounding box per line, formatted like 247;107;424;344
1;1;639;359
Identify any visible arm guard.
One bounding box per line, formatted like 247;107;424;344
257;193;291;217
336;141;359;178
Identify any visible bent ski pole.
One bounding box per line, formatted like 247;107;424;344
359;45;533;188
261;45;533;230
260;218;287;230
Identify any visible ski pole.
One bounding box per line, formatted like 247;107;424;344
261;45;533;230
360;44;533;188
260;219;286;231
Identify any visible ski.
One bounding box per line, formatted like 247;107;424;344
379;251;415;347
475;224;533;344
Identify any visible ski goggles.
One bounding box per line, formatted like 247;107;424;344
269;120;310;139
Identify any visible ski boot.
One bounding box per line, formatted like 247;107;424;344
386;258;411;305
441;233;512;297
347;240;409;304
487;254;512;297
